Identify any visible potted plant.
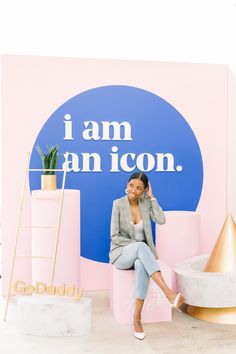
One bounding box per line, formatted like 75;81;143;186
36;144;59;191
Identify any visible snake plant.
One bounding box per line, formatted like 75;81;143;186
36;145;59;175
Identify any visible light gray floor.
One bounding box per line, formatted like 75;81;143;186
1;290;236;354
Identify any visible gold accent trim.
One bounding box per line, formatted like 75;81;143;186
41;175;57;191
204;213;236;272
187;305;236;325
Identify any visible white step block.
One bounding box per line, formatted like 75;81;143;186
17;296;92;336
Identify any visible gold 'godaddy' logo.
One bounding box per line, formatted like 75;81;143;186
13;280;84;301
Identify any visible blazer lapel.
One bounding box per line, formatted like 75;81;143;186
122;196;135;239
138;199;149;239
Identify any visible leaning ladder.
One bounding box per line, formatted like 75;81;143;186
3;151;72;321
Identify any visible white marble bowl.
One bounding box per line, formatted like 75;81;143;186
174;254;236;308
17;296;92;336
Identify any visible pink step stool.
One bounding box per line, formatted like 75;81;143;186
110;260;172;324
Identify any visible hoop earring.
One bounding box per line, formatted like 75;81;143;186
125;189;128;195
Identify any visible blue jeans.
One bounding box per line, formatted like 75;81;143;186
113;242;160;300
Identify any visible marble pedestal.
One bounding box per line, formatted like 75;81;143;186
174;254;236;308
174;255;236;324
17;296;92;336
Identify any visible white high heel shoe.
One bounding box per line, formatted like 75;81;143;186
132;320;145;340
171;293;185;312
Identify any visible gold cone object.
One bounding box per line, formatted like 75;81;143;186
187;213;236;324
204;213;236;272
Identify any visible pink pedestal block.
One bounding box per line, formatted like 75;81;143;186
110;260;172;324
31;190;80;286
80;257;110;290
156;211;201;291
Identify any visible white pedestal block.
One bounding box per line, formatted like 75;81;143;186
17;296;92;336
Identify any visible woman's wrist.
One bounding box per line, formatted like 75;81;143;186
149;195;155;200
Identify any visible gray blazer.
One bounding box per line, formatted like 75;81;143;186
109;195;166;264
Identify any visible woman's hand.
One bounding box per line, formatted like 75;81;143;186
146;181;154;200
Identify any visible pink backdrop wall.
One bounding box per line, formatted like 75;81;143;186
1;55;228;293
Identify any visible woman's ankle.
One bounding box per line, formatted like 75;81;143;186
133;315;141;323
165;290;176;303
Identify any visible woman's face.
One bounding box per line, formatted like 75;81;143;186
127;178;145;201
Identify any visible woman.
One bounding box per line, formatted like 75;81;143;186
109;172;185;340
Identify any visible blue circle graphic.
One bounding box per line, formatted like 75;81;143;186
29;85;203;263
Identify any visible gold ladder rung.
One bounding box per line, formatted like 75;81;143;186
17;255;53;259
22;226;56;229
31;197;61;200
31;226;56;229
